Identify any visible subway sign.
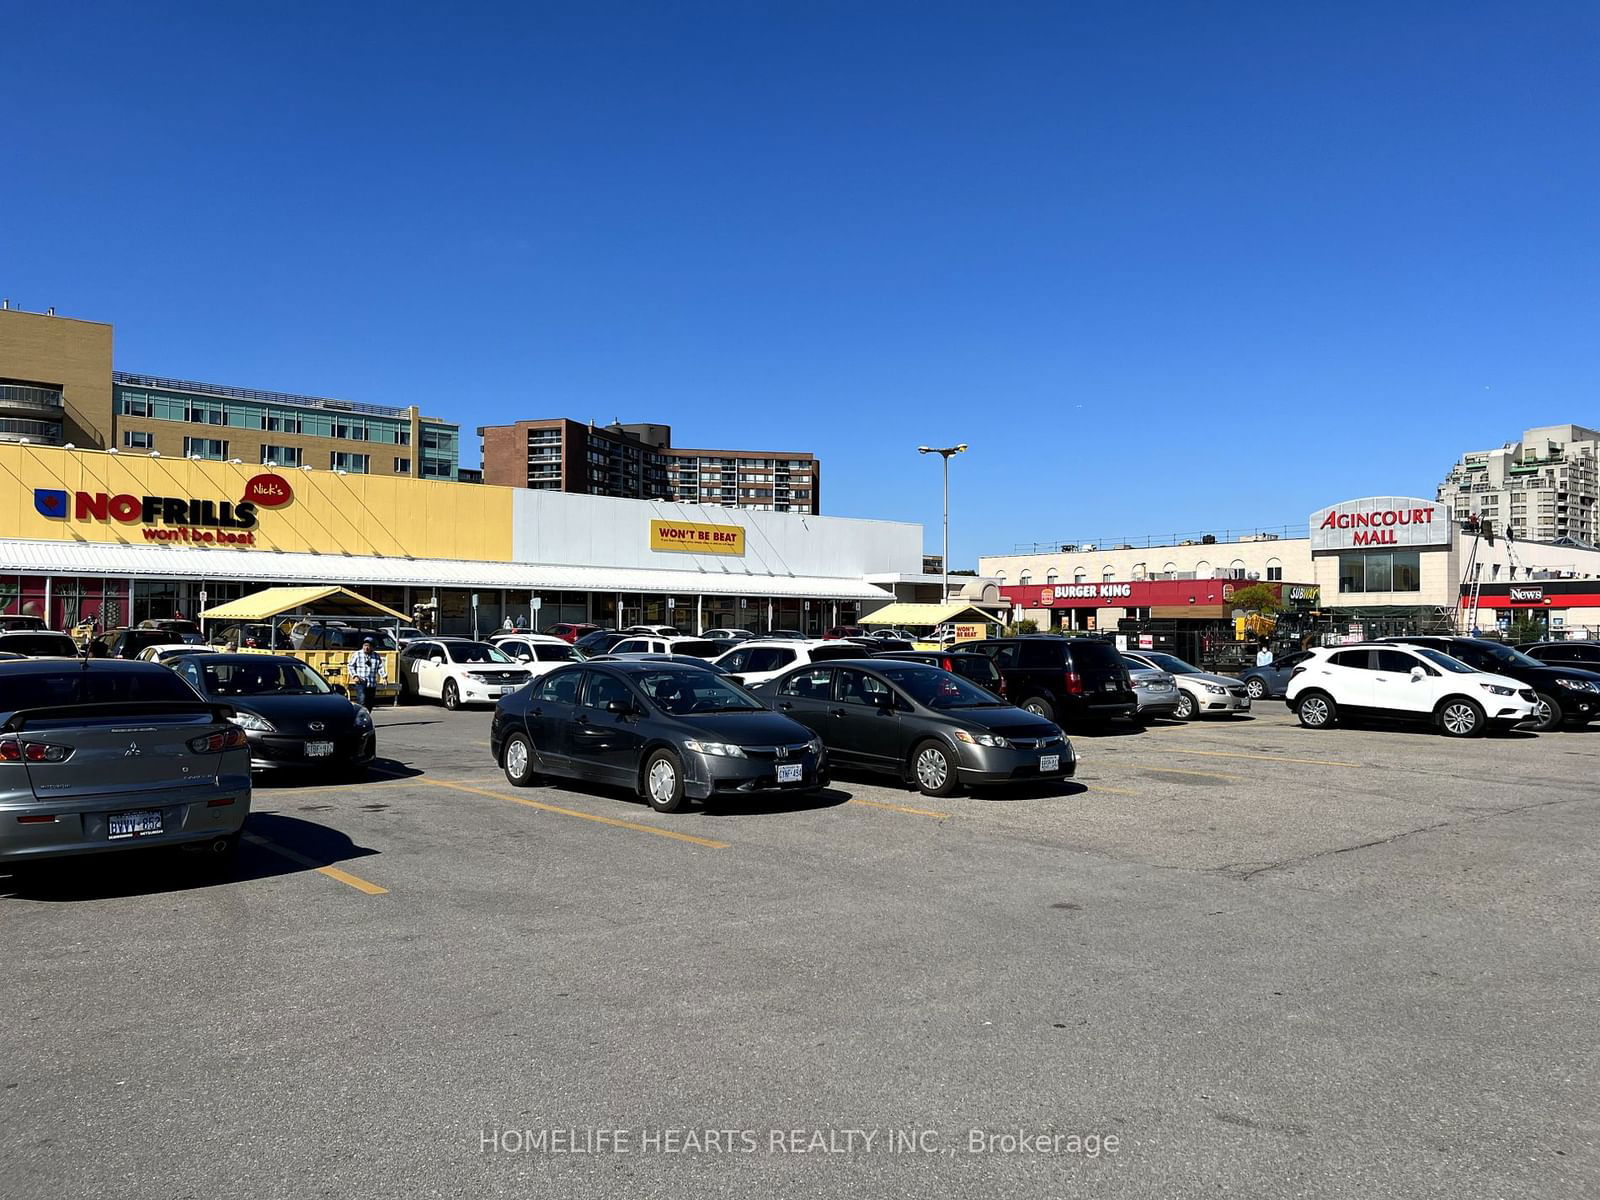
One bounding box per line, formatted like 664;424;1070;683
33;481;278;546
1309;497;1452;551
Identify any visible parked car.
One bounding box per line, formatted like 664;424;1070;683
1286;643;1537;737
760;658;1073;797
962;637;1136;726
173;654;376;775
1517;640;1600;669
138;619;201;637
399;639;534;709
1121;650;1250;720
1378;636;1600;731
484;635;589;676
1118;658;1182;721
574;630;630;655
0;659;250;871
863;628;919;644
392;625;429;646
766;629;808;640
700;628;754;643
211;622;281;650
1239;650;1315;700
711;639;871;688
544;623;601;644
0;631;80;659
622;624;680;637
295;623;398;652
590;653;730;673
607;635;723;659
136;643;221;665
489;661;828;813
870;649;1006;697
822;625;867;640
92;627;207;659
0;615;48;632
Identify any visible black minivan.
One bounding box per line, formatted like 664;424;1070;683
963;637;1136;725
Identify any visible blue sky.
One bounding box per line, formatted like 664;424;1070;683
5;2;1596;565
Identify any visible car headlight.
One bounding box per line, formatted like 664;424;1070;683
228;711;275;733
1204;683;1228;694
1479;683;1514;696
465;672;489;682
1555;678;1599;692
684;739;747;758
354;706;373;728
953;729;1010;748
807;736;825;756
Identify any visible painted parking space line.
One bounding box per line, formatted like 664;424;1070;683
1141;766;1245;782
242;833;389;895
422;778;731;849
1174;748;1362;769
848;796;950;820
1079;782;1141;797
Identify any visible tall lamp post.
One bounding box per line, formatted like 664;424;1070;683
917;444;967;604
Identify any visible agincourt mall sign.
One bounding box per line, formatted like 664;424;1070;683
1309;497;1453;552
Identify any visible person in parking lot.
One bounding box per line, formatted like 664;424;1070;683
1256;643;1274;667
348;636;387;710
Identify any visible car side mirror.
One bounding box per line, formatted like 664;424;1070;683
1409;666;1424;681
605;699;632;714
331;684;347;697
431;656;444;665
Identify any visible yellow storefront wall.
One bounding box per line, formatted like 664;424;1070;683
0;444;511;561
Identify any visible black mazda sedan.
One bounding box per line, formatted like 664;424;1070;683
755;658;1074;796
172;653;377;776
489;661;827;812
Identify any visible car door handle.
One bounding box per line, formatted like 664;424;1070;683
529;707;542;717
829;708;846;717
778;701;794;710
574;714;589;724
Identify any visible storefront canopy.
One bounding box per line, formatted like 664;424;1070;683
861;602;1004;628
0;539;893;602
199;585;410;623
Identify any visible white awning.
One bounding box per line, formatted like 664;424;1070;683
0;539;893;601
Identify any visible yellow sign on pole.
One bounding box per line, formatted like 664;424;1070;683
952;622;986;643
649;519;746;556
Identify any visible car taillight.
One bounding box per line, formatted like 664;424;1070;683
188;727;249;753
1064;670;1083;695
0;739;70;763
1290;666;1307;679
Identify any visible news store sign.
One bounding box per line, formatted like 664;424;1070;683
1309;497;1452;552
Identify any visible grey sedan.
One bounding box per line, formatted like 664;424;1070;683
1122;650;1252;719
1121;659;1181;720
0;660;251;872
1239;650;1315;700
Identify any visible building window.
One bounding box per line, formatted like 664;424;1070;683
1101;566;1115;583
1018;571;1032;586
266;411;302;434
330;452;369;473
1131;562;1147;580
183;437;227;460
1337;550;1420;593
1265;559;1283;581
394;457;411;473
1162;561;1178;578
1073;568;1087;584
122;430;154;449
1045;569;1059;585
118;394;150;417
261;445;302;467
184;404;226;425
332;421;369;441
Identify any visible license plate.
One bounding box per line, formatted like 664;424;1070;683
775;763;803;784
108;809;163;839
499;686;515;696
1103;681;1117;692
305;741;335;757
1239;699;1251;710
1040;754;1060;772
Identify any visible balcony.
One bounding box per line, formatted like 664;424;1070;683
0;383;66;421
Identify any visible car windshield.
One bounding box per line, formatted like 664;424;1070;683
1142;652;1200;675
445;642;514;664
199;659;332;696
877;664;1004;708
1471;642;1541;669
635;670;764;714
1416;648;1477;674
0;667;201;712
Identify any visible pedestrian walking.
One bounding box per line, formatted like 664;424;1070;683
347;636;387;709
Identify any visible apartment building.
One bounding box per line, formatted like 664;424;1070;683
1437;424;1600;545
478;418;821;513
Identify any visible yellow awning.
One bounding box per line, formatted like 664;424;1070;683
199;585;409;623
860;602;1004;629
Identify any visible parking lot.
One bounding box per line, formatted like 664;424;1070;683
3;704;1596;1200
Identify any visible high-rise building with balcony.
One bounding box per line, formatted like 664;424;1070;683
478;419;821;513
1438;424;1600;544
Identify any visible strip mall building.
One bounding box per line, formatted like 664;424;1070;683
0;445;926;635
980;496;1600;644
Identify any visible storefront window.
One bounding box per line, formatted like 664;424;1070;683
1337;551;1421;593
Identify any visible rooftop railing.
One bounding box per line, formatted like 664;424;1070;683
1008;522;1305;555
113;371;454;425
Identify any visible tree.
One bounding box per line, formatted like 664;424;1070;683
1228;582;1284;614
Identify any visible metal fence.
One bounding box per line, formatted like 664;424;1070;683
1009;523;1305;555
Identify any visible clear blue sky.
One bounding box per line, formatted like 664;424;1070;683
5;2;1596;565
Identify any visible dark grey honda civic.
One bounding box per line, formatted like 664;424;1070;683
489;661;828;812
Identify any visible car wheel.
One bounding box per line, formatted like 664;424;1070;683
1438;697;1485;738
1296;691;1336;729
1530;692;1563;732
502;733;538;787
911;740;959;798
1174;690;1197;720
442;680;461;711
642;749;686;813
1020;697;1057;723
1245;677;1267;700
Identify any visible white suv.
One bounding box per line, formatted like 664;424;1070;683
1285;643;1538;737
711;639;869;687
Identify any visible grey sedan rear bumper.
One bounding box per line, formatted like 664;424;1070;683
0;784;251;863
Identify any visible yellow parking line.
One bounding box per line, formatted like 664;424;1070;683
848;796;949;820
1142;766;1245;782
1083;782;1141;797
422;778;730;849
1176;748;1362;769
242;833;389;895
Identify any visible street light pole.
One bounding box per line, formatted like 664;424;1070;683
918;444;968;604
